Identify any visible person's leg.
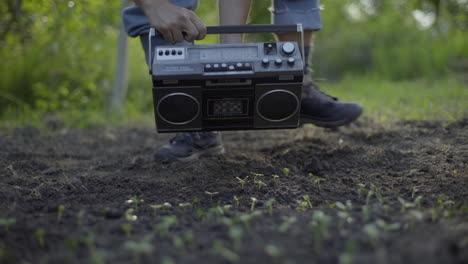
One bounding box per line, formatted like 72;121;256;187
272;0;363;127
123;1;224;163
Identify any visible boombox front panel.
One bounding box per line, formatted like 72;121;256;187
151;42;304;133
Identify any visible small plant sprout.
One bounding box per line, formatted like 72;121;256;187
410;186;419;198
121;223;133;237
414;196;423;209
356;183;366;199
362;205;372;222
149;203;172;217
205;191;219;202
338;240;355;264
398;197;415;213
250;197;258;211
310;211;331;252
233;195;243;206
279;216;297;232
125;208;138;222
408;210;424;229
213;240;240;263
264;198;275;215
76;209;86;227
238;211;262;230
254;179;267;190
228;226;244;250
265;244;283;260
313;178;325;190
126;196;144;210
283;168;290;176
250;172;264;181
375;192;389;205
366;189;374;205
178;203;192;209
0;218;16;232
272;174;280;183
235;176;249;189
308;172;315;180
363;224;380;247
124;235;154;264
196;209;206;220
154;215;178;237
326;201;337;209
192;197;199;208
303;195;313;209
35;228;46;248
337;211;353;230
376;219;401;232
57;205;65;222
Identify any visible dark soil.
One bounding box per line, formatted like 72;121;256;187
1;118;467;264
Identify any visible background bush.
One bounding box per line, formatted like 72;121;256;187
0;0;466;121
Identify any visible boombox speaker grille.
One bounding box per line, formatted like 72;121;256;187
257;89;299;122
157;93;200;125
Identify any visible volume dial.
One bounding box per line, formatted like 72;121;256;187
282;42;295;56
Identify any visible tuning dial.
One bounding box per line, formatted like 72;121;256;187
287;57;295;66
262;58;269;67
275;58;282;66
282;42;295;56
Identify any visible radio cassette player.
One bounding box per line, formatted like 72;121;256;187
149;25;305;133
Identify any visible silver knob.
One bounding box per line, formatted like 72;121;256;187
262;58;269;67
275;58;282;66
287;57;295;66
282;42;295;55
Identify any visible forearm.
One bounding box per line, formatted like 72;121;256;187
218;0;251;43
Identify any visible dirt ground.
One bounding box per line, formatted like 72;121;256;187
1;118;467;264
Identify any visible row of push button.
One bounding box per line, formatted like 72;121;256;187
158;49;183;56
205;62;253;72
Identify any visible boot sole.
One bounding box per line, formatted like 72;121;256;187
300;108;363;128
176;145;226;162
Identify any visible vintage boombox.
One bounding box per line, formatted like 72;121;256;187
149;25;305;133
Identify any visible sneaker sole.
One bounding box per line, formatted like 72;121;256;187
176;145;226;162
300;108;363;128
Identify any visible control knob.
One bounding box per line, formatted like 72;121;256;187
287;57;295;66
262;58;269;67
282;42;295;55
275;58;282;66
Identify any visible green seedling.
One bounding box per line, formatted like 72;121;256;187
272;174;280;183
57;205;65;222
414;196;423;209
121;223;133;237
125;208;138;222
0;218;16;232
124;235;154;264
338;240;355;264
35;228;46;248
356;183;366;199
265;244;283;260
250;197;258;211
430;207;439;222
254;179;267;190
279;216;297;232
362;205;371;222
398;197;415;213
326;201;336;208
179;203;192;209
337;211;353;230
376;219;400;232
303;195;313;209
233;195;243;206
410;186;419;199
308;172;315;180
238;211;262;230
213;240;239;263
313;178;325;190
264;198;275;215
310;211;331;252
126;196;144;210
250;172;264;181
154;215;178;237
192;197;199;208
366;190;374;205
76;209;86;227
196;209;206;220
408;210;424;229
205;191;219;202
283;168;290;176
375;192;389;205
363;224;379;247
150;202;172;216
296;200;309;212
229;226;244;250
336;200;353;211
235;176;249;189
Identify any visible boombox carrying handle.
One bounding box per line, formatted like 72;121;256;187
148;24;304;72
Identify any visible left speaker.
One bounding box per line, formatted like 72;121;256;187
153;87;202;132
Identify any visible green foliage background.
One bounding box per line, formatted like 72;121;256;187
0;0;467;126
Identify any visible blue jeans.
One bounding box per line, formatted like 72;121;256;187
122;0;322;61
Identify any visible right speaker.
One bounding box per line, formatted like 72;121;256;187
254;83;302;129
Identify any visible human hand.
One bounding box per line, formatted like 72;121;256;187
138;0;207;42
